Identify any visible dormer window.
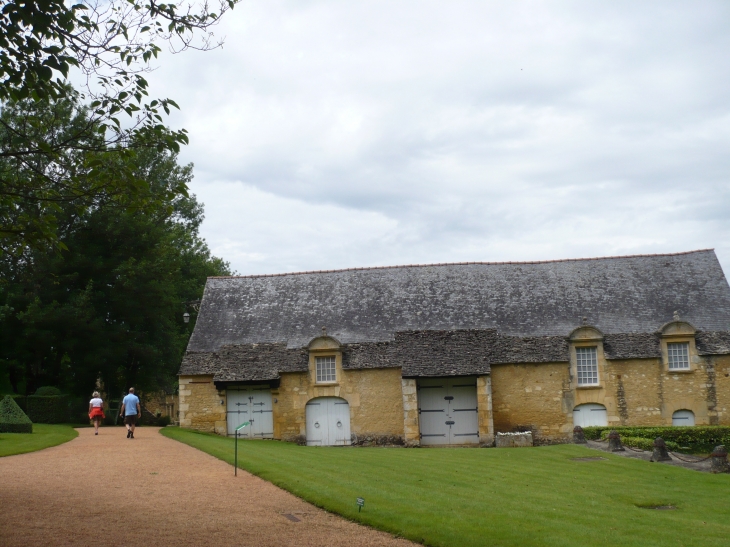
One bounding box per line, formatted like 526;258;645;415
316;356;336;383
667;342;690;370
576;347;598;386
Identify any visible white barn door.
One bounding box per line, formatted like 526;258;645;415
672;409;695;426
418;377;479;445
572;403;608;428
305;397;351;446
226;385;273;438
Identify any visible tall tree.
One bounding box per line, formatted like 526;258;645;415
0;0;239;253
0;96;230;397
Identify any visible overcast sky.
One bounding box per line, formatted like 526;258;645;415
147;1;730;276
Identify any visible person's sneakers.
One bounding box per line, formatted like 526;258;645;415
95;432;98;435
130;431;134;439
126;429;131;438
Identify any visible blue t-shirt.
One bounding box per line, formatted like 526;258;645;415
122;393;140;416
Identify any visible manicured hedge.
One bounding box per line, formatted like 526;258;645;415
583;425;730;451
6;394;88;424
0;395;33;433
26;395;69;423
604;435;681;452
34;386;62;396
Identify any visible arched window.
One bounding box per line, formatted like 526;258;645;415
573;403;608;428
672;409;695;426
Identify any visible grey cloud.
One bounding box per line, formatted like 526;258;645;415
143;1;730;275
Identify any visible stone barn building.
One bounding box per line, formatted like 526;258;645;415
178;249;730;446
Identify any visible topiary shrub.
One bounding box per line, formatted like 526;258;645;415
0;395;33;433
157;415;172;427
34;386;61;396
26;395;69;423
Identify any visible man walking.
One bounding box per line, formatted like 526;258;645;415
120;387;141;439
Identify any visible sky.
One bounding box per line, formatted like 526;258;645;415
145;0;730;276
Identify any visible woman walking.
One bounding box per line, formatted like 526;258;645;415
88;391;105;435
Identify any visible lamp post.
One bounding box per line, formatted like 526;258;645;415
183;312;190;323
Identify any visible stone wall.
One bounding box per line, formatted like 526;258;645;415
273;367;405;444
491;362;571;441
401;378;419;446
180;347;730;444
716;355;730;423
476;375;494;446
491;352;730;442
178;375;226;434
142;391;178;422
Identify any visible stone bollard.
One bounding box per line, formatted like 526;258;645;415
608;430;625;452
650;437;672;462
710;445;729;474
573;426;587;444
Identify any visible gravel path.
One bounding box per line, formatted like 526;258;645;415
0;427;416;547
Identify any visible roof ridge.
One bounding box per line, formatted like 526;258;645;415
209;249;715;280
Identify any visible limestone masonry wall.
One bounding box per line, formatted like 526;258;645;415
181;346;730;443
491;363;570;441
273;367;405;444
178;376;226;434
713;355;730;423
491;353;730;442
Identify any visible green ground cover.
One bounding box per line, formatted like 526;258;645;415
161;428;730;547
0;424;78;457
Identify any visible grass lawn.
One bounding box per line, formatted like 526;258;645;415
161;428;730;547
0;424;79;457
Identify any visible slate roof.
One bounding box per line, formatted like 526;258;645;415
180;249;730;381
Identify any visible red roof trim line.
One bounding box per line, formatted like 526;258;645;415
208;249;715;280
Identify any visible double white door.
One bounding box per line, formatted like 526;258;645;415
305;397;351;446
418;377;479;445
226;385;274;438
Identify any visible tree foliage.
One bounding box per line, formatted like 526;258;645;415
0;95;230;397
0;90;188;255
0;0;238;252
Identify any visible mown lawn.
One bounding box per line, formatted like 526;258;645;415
161;427;730;547
0;424;79;457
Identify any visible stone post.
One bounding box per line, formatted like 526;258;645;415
608;430;625;452
710;445;729;473
573;425;587;444
650;437;672;462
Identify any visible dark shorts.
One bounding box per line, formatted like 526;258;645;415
124;415;138;426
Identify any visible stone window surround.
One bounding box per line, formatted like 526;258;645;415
659;320;697;374
569;326;606;390
308;335;343;386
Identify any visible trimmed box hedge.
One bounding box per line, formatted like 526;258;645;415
6;394;88;424
26;395;69;424
583;425;730;452
0;395;33;433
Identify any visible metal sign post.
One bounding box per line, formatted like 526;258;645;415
356;497;365;512
234;421;250;476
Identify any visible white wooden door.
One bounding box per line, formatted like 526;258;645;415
672;409;695;426
226;385;273;438
572;403;608;428
305;397;351;446
249;386;274;438
226;387;250;436
418;377;479;445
